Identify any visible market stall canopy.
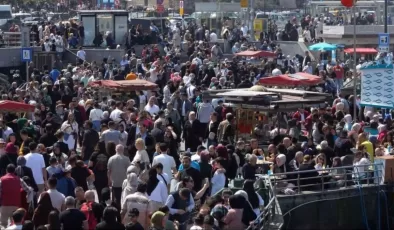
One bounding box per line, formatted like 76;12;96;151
343;48;378;54
258;72;323;87
308;42;337;51
88;80;158;91
0;100;35;112
235;50;276;58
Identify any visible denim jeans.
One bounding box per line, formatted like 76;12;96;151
335;78;344;92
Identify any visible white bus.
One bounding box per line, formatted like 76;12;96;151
0;5;13;27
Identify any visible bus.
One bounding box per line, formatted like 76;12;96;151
0;5;13;30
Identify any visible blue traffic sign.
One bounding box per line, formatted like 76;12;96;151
21;48;32;62
156;0;164;5
378;33;390;52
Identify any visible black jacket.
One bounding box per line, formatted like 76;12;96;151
205;121;219;141
151;128;164;143
0;154;17;176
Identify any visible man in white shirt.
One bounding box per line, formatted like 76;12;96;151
186;81;196;100
44;177;65;212
76;47;86;62
6;209;25;230
152;143;177;182
144;96;160;116
0;120;13;140
210;31;218;43
109;101;123;123
241;24;248;36
149;66;158;83
24;142;47;195
191;145;206;162
89;102;103;132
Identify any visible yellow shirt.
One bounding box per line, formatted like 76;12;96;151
361;141;374;162
19;141;24;156
126;72;137;80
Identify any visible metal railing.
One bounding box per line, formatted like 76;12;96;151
269;163;383;194
246;175;282;230
0;32;38;47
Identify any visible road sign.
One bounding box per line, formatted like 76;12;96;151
240;0;248;8
179;1;184;15
378;33;390;52
21;48;32;62
156;4;164;13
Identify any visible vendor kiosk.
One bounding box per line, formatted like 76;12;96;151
78;10;129;46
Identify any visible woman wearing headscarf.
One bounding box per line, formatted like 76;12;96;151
243;180;264;216
343;114;353;132
0;142;18;175
32;192;56;228
150;211;166;230
348;123;361;145
274;154;287;174
146;168;168;212
377;124;388;143
100;187;122;223
234;191;257;227
15;156;38;192
121;168;138;206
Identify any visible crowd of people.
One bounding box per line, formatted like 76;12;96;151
0;6;387;230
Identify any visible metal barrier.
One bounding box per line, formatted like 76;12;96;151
246;175;282;230
245;163;383;230
269;163;383;194
0;32;38;47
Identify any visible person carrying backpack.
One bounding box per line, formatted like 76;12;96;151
80;190;103;230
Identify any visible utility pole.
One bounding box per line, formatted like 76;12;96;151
250;0;254;41
384;0;388;33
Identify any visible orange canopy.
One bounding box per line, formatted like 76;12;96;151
88;80;158;91
235;50;276;58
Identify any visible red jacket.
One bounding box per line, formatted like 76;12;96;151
1;173;22;207
292;111;310;122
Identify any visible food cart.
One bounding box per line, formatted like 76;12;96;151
205;86;330;144
0;100;36;135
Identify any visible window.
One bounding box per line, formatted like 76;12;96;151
0;11;12;19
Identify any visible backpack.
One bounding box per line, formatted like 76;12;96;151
80;202;97;230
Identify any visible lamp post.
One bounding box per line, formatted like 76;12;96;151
352;0;357;122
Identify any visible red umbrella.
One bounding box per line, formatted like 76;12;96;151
259;72;323;87
0;100;35;113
